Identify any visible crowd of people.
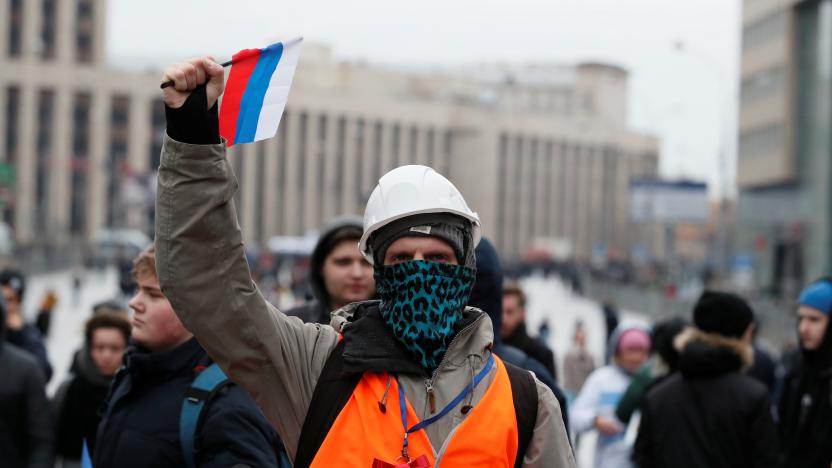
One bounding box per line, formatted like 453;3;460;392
0;56;830;468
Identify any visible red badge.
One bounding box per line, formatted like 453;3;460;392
371;454;431;468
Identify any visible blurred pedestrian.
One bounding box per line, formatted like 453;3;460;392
563;320;596;400
0;268;53;382
286;216;375;324
634;291;778;468
93;245;281;468
35;288;58;337
746;314;777;393
615;316;687;425
153;57;575;467
470;237;571;435
53;312;130;467
538;319;552;344
502;282;558;378
0;294;54;468
571;323;650;468
601;300;620;357
776;279;832;467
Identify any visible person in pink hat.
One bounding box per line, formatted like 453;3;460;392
571;323;651;468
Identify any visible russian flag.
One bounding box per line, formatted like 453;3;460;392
219;37;302;146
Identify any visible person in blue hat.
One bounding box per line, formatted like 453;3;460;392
777;279;832;468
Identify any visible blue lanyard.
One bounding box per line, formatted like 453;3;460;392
397;355;494;461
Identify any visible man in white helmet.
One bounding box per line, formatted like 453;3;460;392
154;57;574;467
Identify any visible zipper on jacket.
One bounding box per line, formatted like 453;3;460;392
421;314;485;416
425;379;437;414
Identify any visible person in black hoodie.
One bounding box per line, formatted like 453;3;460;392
0;268;53;382
93;245;280;468
634;291;778;468
776;279;832;468
469;237;570;435
0;293;54;468
53;312;130;466
286;217;375;324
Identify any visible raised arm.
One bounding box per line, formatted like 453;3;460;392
154;57;339;458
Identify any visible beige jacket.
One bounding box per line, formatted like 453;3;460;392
154;135;575;467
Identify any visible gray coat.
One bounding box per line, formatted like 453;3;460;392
155;135;575;467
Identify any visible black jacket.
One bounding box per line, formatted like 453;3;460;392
776;320;832;468
504;323;557;378
634;328;778;468
52;345;113;461
469;237;569;434
0;304;54;468
93;338;280;468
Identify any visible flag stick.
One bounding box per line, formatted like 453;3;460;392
160;60;232;89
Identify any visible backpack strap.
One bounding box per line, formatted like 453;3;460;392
504;361;539;468
180;363;231;468
294;339;362;468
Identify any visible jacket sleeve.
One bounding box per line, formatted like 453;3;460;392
198;386;280;468
154;134;340;460
523;379;576;468
748;392;779;468
25;364;55;468
570;369;602;433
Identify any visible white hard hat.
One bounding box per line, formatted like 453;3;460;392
359;165;481;264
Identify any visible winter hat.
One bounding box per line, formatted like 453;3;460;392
617;328;651;353
692;291;754;338
0;268;26;301
369;213;475;269
798;279;832;316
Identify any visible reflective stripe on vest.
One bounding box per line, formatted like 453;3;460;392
310;356;519;467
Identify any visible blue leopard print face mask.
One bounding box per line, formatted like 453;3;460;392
375;260;476;372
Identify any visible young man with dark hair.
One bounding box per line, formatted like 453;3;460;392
502;282;557;378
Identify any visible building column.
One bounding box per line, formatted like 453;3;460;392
86;89;109;242
0;0;9;58
341;117;358;215
358;119;374;205
282;111;301;236
13;85;35;244
303;113;320;233
533;139;547;239
239;143;258;244
615;151;631;253
55;0;73;64
321;114;339;221
548;140;562;237
49;86;72;246
261;136;280;240
21;0;39;60
126;95;151;231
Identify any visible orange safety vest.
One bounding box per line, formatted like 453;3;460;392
310;356;519;467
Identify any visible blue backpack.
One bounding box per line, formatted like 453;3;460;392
179;363;292;468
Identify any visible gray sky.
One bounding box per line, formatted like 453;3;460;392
109;0;740;197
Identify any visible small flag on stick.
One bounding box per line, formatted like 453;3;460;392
219;37;303;146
